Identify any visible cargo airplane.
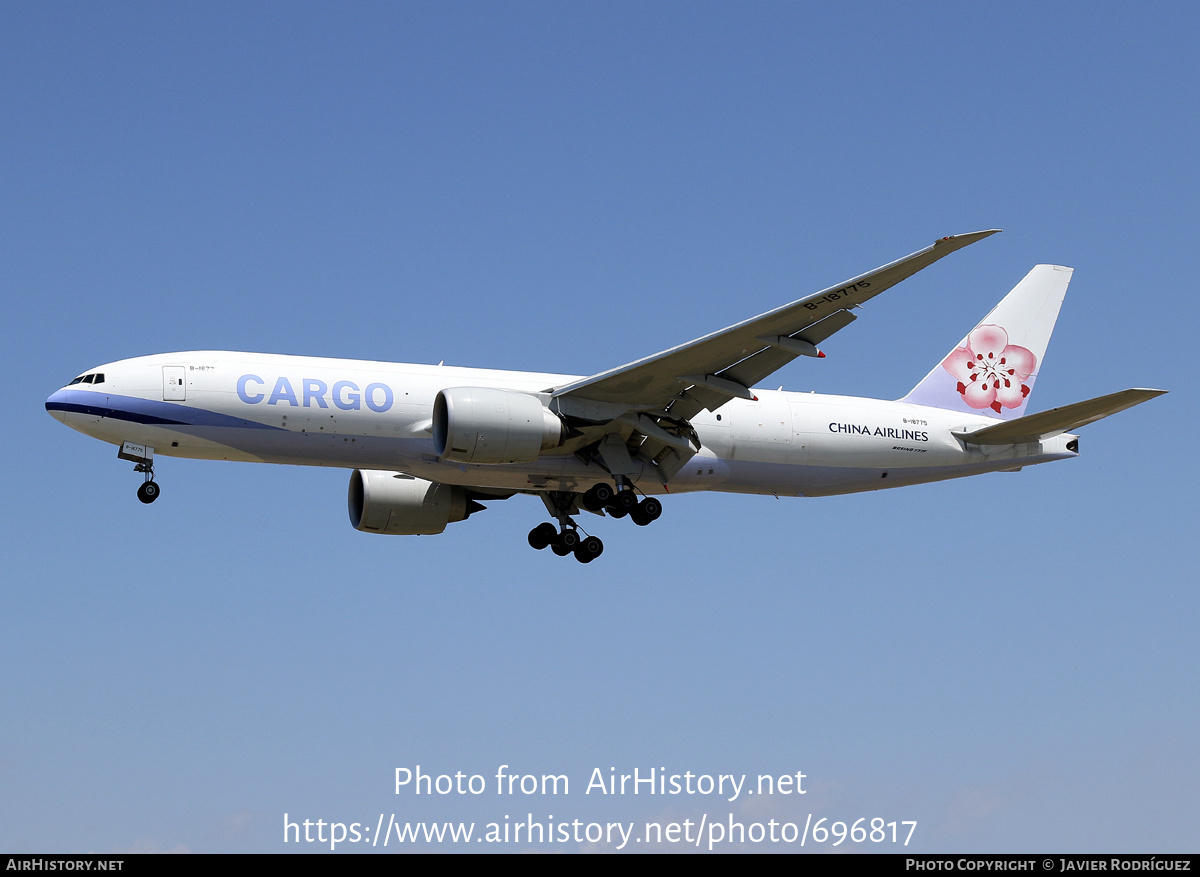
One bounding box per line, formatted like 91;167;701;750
45;231;1164;562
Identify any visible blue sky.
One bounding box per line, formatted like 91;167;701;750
2;2;1195;853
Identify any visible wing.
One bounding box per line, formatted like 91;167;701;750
552;230;999;421
547;230;999;484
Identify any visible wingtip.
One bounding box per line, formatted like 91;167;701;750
938;228;1002;244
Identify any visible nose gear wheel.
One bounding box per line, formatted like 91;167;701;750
133;459;160;504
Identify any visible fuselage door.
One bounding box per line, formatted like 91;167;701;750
163;366;186;401
730;393;796;463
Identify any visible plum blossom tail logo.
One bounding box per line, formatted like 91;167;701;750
941;325;1036;414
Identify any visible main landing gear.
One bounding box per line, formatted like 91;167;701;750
528;491;604;564
580;481;661;526
528;521;604;564
527;482;663;563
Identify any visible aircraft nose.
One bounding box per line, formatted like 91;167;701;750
45;389;69;424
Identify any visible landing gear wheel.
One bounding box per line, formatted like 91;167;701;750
606;490;637;518
630;496;662;526
573;535;604;563
582;483;615;512
528;522;557;550
548;527;582;557
137;481;160;504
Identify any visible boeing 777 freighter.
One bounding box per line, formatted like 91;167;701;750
45;231;1164;562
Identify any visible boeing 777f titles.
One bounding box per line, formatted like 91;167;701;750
46;231;1164;562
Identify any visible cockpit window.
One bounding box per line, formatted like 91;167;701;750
92;373;104;384
67;373;105;386
69;375;85;385
82;374;95;383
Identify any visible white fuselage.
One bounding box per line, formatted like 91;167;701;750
45;351;1077;498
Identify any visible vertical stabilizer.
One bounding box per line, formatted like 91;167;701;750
900;264;1072;420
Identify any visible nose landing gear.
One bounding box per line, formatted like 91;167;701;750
119;441;161;504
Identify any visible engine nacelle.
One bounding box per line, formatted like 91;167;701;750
433;387;564;464
348;470;474;535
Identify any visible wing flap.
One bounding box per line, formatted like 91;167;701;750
716;309;858;399
955;388;1166;445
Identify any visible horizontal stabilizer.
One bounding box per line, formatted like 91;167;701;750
956;388;1166;445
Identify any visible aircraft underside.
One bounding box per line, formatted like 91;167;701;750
49;398;1077;563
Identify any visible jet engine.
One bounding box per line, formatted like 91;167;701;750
348;470;483;535
433;387;565;464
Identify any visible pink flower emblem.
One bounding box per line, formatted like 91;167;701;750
941;325;1036;413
